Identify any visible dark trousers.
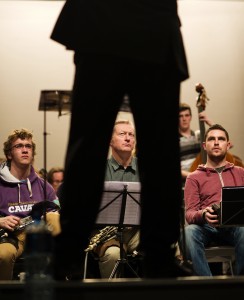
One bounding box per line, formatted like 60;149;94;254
56;52;182;278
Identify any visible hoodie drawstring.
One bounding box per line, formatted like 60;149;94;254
27;178;33;198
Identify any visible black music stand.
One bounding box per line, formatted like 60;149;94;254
220;186;244;226
95;181;141;279
38;90;72;220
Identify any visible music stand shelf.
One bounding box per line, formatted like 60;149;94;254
96;181;141;279
39;90;72;116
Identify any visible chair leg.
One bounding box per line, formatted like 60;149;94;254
83;252;89;279
222;261;234;276
228;260;234;276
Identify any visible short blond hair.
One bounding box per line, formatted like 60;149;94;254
113;119;134;131
3;128;36;161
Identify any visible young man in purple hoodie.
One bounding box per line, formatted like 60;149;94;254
0;128;60;280
183;124;244;276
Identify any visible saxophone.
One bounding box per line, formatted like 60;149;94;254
85;226;118;252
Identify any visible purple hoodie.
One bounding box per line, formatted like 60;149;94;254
0;162;59;218
184;162;244;225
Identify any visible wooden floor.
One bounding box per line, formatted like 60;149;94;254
1;276;244;300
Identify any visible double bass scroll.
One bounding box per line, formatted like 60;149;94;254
189;83;209;172
190;83;244;172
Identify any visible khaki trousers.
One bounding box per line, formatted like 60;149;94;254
0;212;61;280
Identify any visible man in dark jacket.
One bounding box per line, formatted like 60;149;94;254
50;0;189;279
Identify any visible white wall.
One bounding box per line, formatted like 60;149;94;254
0;1;73;171
0;0;243;171
179;0;244;161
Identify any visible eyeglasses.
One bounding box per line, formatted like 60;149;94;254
11;143;33;150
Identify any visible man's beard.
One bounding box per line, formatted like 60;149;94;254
208;153;226;163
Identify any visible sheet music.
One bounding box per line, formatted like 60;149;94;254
96;181;141;226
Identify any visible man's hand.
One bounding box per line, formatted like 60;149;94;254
198;111;213;127
0;215;20;231
202;206;219;226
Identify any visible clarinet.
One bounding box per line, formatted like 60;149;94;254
0;216;34;238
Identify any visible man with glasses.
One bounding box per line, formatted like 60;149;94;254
0;128;60;280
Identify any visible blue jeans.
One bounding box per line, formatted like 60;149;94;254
182;224;244;276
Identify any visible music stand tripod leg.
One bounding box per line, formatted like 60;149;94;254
109;259;123;279
108;197;140;279
109;253;140;279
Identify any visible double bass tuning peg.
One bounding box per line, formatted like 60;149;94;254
195;83;210;110
195;82;204;93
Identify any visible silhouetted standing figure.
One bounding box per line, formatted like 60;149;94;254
50;0;189;279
